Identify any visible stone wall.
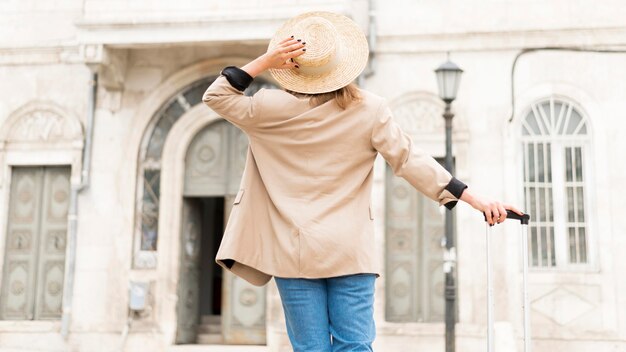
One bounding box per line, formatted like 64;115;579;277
0;1;624;351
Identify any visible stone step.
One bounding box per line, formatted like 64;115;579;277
196;333;223;345
197;323;221;334
201;315;221;325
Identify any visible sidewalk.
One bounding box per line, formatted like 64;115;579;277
168;345;269;352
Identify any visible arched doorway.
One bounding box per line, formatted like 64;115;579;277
176;119;266;345
127;61;277;345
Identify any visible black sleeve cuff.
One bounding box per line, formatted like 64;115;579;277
221;66;254;92
444;201;459;211
443;177;468;209
445;177;468;199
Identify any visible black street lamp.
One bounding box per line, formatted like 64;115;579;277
435;57;463;352
435;60;464;104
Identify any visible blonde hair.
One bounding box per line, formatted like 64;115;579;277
287;83;362;110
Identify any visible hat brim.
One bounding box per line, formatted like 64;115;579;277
268;11;369;94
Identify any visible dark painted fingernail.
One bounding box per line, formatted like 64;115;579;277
297;39;301;42
302;42;306;44
290;35;294;38
290;58;294;62
302;48;306;51
295;65;299;68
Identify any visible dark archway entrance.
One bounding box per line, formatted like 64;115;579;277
176;120;266;345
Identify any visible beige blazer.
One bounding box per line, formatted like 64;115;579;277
202;75;460;286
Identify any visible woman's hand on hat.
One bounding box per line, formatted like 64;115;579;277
459;188;524;226
241;37;306;77
263;36;307;70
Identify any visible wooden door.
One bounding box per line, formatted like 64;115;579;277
0;166;70;320
221;195;267;344
175;198;202;343
384;164;445;322
182;119;267;344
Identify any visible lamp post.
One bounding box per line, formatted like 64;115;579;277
435;58;463;352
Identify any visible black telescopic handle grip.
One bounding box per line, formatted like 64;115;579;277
483;210;530;225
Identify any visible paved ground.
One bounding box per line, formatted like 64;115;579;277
168;345;269;352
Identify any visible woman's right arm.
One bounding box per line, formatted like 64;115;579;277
201;72;263;128
202;37;305;128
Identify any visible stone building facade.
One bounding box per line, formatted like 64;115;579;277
0;1;625;351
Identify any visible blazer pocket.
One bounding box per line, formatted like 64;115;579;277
233;189;245;205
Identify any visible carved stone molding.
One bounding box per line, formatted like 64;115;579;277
390;91;469;137
531;285;598;327
390;92;444;137
0;101;84;147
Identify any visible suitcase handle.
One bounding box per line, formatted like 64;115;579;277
483;210;530;225
484;210;532;352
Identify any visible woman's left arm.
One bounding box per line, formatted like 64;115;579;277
371;99;524;225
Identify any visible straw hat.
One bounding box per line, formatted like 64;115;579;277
268;11;369;94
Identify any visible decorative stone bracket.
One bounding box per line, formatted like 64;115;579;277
59;44;127;94
81;44;127;92
60;44;127;111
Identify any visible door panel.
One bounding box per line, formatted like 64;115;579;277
222;271;267;344
184;120;250;197
221;198;267;344
176;198;202;343
384;165;445;322
421;191;445;321
35;167;70;319
385;166;421;321
1;166;70;320
184;121;230;196
226;125;249;195
1;168;43;319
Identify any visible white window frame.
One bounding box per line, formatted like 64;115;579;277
520;97;595;271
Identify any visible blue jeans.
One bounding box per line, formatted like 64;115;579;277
274;273;376;352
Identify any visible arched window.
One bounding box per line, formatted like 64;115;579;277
135;76;272;268
521;97;591;268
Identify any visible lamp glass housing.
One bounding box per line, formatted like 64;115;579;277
435;61;463;103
